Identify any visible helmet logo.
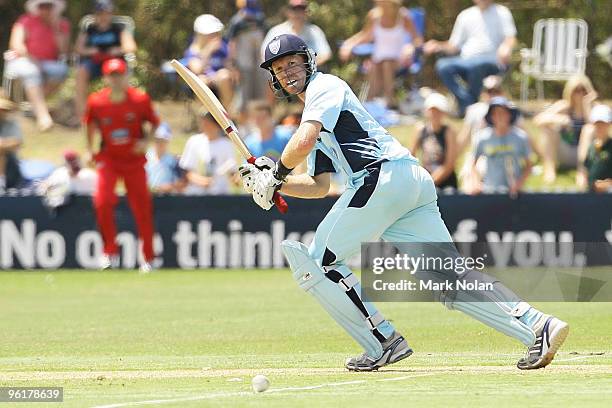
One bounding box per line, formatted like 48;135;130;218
269;39;281;55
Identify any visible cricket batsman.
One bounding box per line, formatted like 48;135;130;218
84;58;159;273
239;34;569;371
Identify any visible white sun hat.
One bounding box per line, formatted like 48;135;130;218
590;104;611;124
424;93;450;113
193;14;224;35
25;0;66;15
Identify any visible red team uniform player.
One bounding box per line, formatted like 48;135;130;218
84;58;159;272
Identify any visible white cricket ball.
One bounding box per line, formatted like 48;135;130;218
251;374;270;393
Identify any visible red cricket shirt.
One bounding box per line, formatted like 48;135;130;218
84;87;160;164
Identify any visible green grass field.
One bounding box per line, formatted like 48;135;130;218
1;270;611;407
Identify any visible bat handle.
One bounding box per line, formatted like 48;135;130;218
247;156;289;214
273;192;289;214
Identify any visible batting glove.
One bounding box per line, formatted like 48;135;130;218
238;156;275;194
252;166;284;211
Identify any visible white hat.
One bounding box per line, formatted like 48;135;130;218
424;93;449;113
590;104;611;124
26;0;65;15
193;14;224;35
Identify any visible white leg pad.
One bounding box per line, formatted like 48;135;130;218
281;240;384;359
441;270;536;346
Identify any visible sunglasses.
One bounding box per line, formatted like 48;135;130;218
573;86;587;94
289;5;307;11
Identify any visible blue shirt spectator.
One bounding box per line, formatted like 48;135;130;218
145;123;183;194
471;97;532;197
243;100;292;161
184;14;234;108
184;39;229;76
0;95;23;190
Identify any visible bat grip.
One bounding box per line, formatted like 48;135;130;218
247;156;289;214
273;192;289;214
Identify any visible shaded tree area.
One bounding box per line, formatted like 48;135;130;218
1;0;610;99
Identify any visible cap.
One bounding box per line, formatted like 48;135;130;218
63;149;79;162
63;149;81;172
194;14;224;35
102;58;127;75
244;0;262;15
424;93;449;113
93;0;113;12
590;104;611;124
485;96;520;125
154;122;173;141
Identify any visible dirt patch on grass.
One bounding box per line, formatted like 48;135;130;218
1;364;610;381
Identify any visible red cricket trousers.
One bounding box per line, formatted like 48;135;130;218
93;159;154;262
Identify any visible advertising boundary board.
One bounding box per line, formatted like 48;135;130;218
0;194;610;269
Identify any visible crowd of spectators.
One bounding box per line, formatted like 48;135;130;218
1;0;611;200
340;0;423;109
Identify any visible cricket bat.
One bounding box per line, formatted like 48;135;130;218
170;59;288;214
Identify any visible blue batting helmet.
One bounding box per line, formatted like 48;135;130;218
260;34;317;97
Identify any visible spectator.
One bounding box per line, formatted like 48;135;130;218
180;110;237;195
582;105;612;193
458;75;504;191
534;74;597;184
457;76;545;193
470;97;531;197
84;58;159;272
423;0;516;117
595;36;612;68
0;92;23;191
279;104;303;128
73;0;137;124
39;150;97;211
339;0;423;108
226;0;269;111
45;150;97;194
244;100;292;161
409;93;457;189
145;123;184;194
262;0;332;67
185;14;234;109
458;75;505;154
6;0;70;131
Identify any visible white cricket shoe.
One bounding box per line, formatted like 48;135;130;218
517;316;569;370
139;262;153;274
345;331;413;371
100;254;119;270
